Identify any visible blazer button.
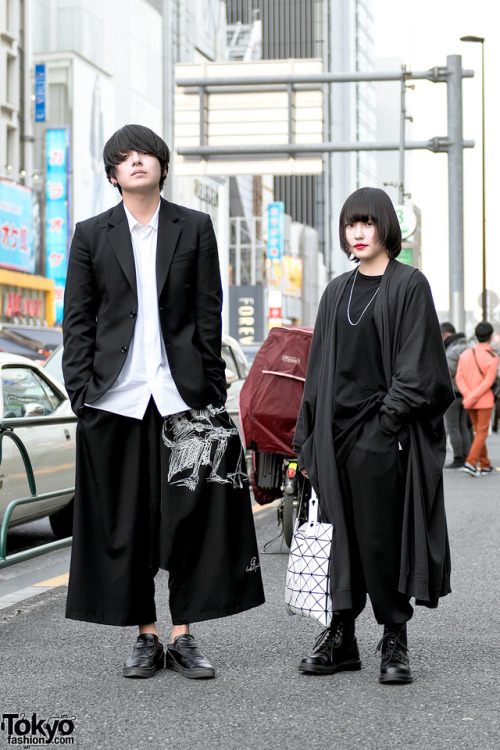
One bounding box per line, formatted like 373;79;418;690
121;345;128;353
129;310;137;318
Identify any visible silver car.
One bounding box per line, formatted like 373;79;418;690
0;353;76;539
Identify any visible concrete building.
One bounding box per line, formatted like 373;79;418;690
0;0;55;326
225;0;377;282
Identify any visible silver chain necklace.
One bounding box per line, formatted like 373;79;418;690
346;267;380;326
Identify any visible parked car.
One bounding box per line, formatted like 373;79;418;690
0;353;76;539
0;324;63;362
221;334;250;444
221;334;250;381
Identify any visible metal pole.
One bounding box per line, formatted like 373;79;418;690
399;67;406;204
176;68;473;87
480;42;486;321
163;0;174;200
460;36;487;321
177;138;474;156
447;55;466;332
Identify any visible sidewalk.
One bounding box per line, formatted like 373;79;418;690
0;435;498;750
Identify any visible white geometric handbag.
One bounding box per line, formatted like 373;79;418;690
284;489;333;627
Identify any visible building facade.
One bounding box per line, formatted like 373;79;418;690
227;0;377;278
0;0;55;325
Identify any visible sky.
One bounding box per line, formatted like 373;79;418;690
372;0;500;325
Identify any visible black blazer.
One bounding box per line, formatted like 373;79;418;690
62;198;226;416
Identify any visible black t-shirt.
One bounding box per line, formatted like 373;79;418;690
333;270;387;432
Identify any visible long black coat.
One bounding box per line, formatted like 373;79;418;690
294;259;454;609
62;198;226;416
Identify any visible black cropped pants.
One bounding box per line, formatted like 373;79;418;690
338;413;413;626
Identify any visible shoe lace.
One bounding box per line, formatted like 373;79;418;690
375;631;408;662
313;620;343;658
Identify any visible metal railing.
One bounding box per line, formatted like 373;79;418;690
0;414;77;569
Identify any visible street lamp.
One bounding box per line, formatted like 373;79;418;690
460;35;486;321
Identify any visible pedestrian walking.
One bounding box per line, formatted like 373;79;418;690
293;187;454;684
456;321;499;477
62;124;264;681
440;322;471;468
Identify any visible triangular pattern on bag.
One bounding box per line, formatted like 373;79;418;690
285;517;333;628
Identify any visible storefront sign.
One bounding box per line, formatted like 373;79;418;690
0;179;35;274
283;256;303;297
4;291;43;320
395;204;418;240
195;178;219;207
267;202;284;260
266;258;282;287
35;64;47;122
399;247;413;265
45;128;70;324
229;285;265;343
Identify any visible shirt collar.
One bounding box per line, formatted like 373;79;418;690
123;200;161;232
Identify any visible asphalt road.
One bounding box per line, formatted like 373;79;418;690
0;435;499;750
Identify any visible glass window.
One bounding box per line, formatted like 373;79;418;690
1;366;62;418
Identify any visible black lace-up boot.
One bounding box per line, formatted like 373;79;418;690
377;623;412;684
299;616;361;675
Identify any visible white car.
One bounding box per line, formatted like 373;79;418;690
0;353;76;539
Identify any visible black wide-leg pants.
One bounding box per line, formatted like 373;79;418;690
66;400;264;626
338;413;413;626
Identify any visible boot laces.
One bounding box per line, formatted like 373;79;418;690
375;631;408;662
313;620;343;658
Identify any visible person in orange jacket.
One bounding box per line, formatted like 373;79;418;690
456;321;499;476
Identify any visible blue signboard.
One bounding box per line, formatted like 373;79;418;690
35;64;46;122
267;201;284;260
45;128;70;323
0;179;35;273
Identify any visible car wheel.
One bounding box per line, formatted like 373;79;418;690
49;498;74;539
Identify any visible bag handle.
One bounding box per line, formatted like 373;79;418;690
308;489;319;525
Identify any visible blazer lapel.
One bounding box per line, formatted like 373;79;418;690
106;202;137;295
156;198;182;298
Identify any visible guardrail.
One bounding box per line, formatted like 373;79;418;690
0;414;77;569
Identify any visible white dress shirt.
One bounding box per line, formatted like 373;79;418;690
87;201;190;419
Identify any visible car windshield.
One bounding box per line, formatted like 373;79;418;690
43;345;64;385
1;365;63;417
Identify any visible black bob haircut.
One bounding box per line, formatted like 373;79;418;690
339;187;402;260
103;124;170;194
475;321;494;342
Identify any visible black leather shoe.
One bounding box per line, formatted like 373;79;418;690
377;623;413;684
299;617;362;675
165;634;215;679
122;634;164;678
